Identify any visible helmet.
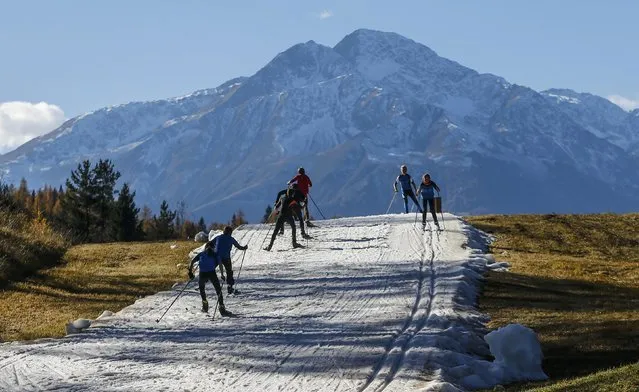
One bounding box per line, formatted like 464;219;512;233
298;167;305;175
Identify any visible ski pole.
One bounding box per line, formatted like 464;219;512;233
437;192;445;230
309;194;326;220
156;276;195;323
235;249;248;286
385;192;397;214
260;222;274;250
212;276;224;322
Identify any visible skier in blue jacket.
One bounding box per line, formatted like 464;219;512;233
394;165;423;214
416;173;441;229
209;226;248;295
188;241;231;316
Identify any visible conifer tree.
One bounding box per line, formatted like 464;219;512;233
62;160;95;241
154;200;176;240
112;183;140;241
262;205;273;223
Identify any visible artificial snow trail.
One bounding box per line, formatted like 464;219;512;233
0;214;498;391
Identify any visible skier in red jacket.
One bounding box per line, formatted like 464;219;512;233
288;167;313;224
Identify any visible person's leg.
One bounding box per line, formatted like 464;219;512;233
428;199;438;225
266;218;284;250
198;273;207;301
422;199;427;224
222;258;235;293
409;191;422;212
402;190;409;213
287;215;298;245
208;272;225;312
303;196;310;221
295;206;307;237
199;272;209;311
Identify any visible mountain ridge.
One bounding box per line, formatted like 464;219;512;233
1;29;637;221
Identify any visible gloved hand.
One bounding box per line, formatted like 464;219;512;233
188;270;194;280
242;245;248;251
394;188;398;193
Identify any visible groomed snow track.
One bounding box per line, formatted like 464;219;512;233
0;214;496;391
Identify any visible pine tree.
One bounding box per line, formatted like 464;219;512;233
154;200;176;240
262;205;273;223
62;160;95;242
92;159;121;242
112;183;140;241
197;217;207;232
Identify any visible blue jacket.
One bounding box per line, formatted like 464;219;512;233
418;181;440;200
211;234;241;260
194;250;218;272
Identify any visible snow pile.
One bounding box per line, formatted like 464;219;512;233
65;319;92;335
194;231;208;242
208;229;223;241
485;324;548;383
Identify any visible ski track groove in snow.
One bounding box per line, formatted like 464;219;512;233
0;214;496;391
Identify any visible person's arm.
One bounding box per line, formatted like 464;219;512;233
307;175;313;188
416;183;422;196
411;178;418;193
188;254;200;279
393;176;399;192
433;181;441;193
232;237;248;251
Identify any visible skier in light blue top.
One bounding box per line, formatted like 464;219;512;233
417;173;441;229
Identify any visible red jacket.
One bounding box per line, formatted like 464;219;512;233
289;174;312;196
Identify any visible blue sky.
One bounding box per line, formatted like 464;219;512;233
0;0;637;153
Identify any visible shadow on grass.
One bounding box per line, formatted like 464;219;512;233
480;270;639;380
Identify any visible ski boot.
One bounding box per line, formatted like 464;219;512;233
201;299;209;313
263;244;272;251
292;242;304;249
301;233;312;239
219;306;232;317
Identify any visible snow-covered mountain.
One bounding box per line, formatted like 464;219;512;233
1;29;638;221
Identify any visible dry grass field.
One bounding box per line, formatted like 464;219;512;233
0;240;194;341
468;213;639;391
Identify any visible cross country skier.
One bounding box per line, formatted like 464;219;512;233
209;226;248;295
416;173;441;229
288;167;313;225
274;184;311;239
394;165;423;214
188;241;231;316
264;187;304;251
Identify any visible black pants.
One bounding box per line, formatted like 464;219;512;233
402;189;422;213
219;258;234;287
199;270;224;308
303;195;310;221
270;214;296;246
422;198;438;224
279;206;306;235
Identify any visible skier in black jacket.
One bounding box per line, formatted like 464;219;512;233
274;185;310;239
264;187;304;251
